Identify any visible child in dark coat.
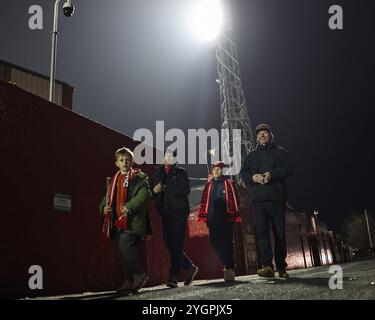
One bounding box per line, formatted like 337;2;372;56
198;161;241;281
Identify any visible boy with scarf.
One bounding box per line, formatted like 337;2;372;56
100;147;152;295
198;161;241;282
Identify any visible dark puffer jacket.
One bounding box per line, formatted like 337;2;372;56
240;142;293;203
152;164;191;217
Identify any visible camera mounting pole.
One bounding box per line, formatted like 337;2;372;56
49;0;61;103
49;0;74;103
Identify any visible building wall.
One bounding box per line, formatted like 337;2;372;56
186;210;224;280
0;60;74;110
0;79;337;298
0;80;165;298
0;79;241;298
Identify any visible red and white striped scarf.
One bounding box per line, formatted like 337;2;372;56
198;178;241;223
101;168;138;247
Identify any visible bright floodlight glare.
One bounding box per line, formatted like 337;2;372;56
191;0;223;41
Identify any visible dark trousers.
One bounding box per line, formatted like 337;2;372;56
209;223;235;269
116;231;145;281
162;213;193;276
253;201;287;271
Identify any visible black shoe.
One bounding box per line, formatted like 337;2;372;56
184;265;199;286
131;273;149;293
116;280;132;295
166;276;178;288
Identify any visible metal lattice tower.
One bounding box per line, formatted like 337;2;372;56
215;0;255;182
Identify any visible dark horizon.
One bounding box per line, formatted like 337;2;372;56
1;0;374;230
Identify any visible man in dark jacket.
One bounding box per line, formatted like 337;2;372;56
152;150;198;288
240;124;293;278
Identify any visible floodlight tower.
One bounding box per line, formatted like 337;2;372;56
191;2;257;275
191;0;255;183
215;0;255;183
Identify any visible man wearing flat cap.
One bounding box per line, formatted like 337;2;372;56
240;124;293;278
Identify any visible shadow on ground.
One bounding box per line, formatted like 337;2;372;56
195;280;248;288
59;276;352;300
60;287;173;300
268;276;351;288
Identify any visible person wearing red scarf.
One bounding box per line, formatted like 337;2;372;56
198;161;241;282
100;147;152;295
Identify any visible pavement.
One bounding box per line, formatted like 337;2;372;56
34;259;375;300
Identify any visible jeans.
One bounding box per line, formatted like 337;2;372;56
209;222;235;269
162;213;193;276
116;231;145;281
253;201;287;271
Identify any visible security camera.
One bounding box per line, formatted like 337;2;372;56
63;0;75;17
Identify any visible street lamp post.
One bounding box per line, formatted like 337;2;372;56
312;210;319;235
49;0;75;103
364;209;374;249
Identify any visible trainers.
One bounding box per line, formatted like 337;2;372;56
224;268;235;282
131;273;149;293
278;270;290;279
184;265;199;286
257;266;275;278
166;276;178;288
116;280;132;295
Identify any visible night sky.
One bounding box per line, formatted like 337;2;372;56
1;0;374;230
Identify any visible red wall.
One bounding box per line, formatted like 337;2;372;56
185;208;224;280
0;80;334;298
0;80;226;298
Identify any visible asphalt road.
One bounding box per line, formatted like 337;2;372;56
41;258;375;300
